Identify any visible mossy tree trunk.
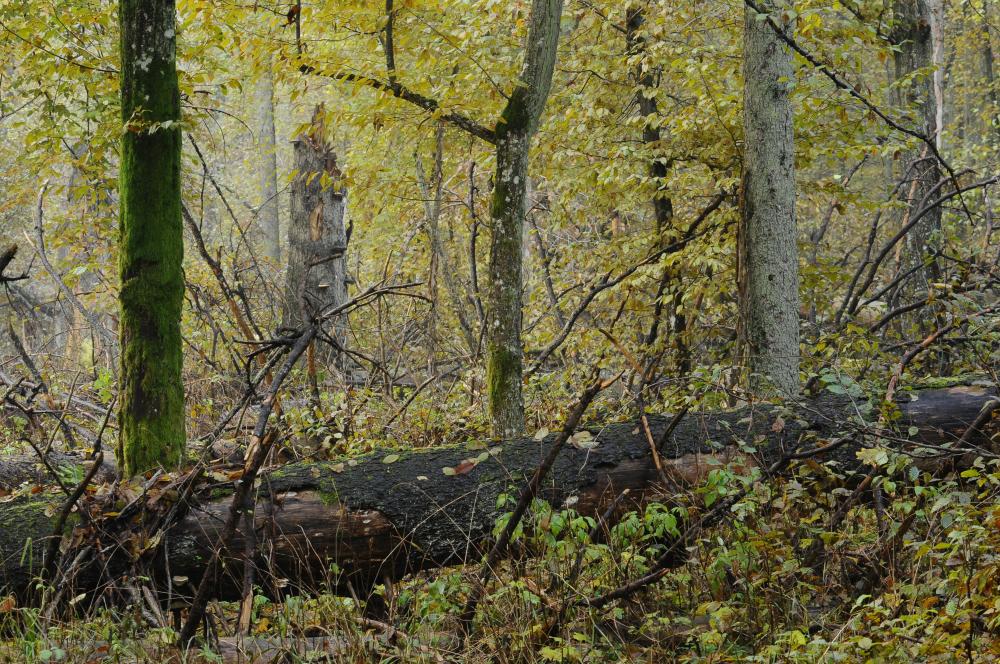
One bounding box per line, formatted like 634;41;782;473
117;0;186;475
486;0;564;438
738;1;800;398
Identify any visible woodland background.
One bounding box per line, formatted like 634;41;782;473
0;0;997;662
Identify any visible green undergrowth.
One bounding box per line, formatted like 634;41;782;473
1;448;998;662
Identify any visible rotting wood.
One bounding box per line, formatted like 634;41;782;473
0;385;995;603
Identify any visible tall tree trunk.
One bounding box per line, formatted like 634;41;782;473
117;0;186;475
892;0;942;289
738;1;800;398
928;0;945;149
625;6;689;377
980;2;999;148
256;57;281;263
283;106;348;357
486;0;564;438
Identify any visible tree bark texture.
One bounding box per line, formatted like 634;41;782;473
892;0;942;288
0;385;995;602
978;4;999;146
282;106;348;352
256;58;282;263
739;1;800;398
117;0;186;475
486;0;564;438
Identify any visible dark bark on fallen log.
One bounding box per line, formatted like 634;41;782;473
0;452;116;491
0;385;996;603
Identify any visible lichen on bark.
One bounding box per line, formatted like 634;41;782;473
486;125;528;439
738;1;800;398
484;0;564;438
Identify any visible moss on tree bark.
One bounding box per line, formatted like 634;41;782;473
0;385;994;601
485;0;564;438
117;0;186;475
486;124;528;439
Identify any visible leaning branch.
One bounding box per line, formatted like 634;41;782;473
528;191;728;372
299;62;497;144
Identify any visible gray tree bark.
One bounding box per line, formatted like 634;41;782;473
928;0;945;150
282;106;348;354
486;0;564;438
255;58;281;263
892;0;942;289
979;2;999;147
739;2;800;397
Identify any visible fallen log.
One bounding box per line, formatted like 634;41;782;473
0;385;996;602
0;452;116;491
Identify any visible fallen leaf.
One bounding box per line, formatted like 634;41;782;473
383;454;400;464
570;431;599;450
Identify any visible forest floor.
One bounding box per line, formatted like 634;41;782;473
0;388;998;664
